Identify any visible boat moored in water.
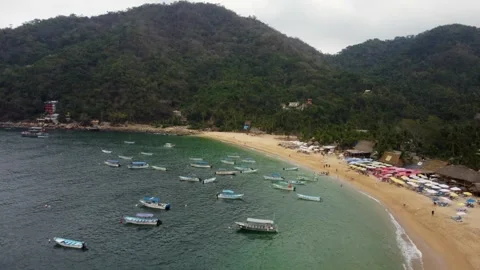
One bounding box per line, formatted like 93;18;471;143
179;176;201;182
215;169;238;175
164;143;175;148
21;127;48;138
190;161;212;168
235;218;278;233
221;159;235;165
241;169;258;174
104;160;121;167
263;173;284;181
124;141;135;144
127;161;149;169
217;190;244;200
53;237;88;250
102;149;112;154
122;215;162;226
297;193;322;202
189;157;203;161
139;197;171;210
288;180;305;185
140;152;153;156
118;155;133;160
242;158;256;163
152;166;167;171
283;167;298;171
227;154;240;158
272;183;295;191
203;177;217;184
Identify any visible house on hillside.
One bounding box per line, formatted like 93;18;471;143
435;165;480;193
379;151;403;166
281;99;312;111
344;140;376;158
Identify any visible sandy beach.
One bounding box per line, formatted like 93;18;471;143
199;132;480;270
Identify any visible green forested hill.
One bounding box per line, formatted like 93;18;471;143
1;3;480;167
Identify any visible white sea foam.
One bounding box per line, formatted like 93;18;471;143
358;191;423;270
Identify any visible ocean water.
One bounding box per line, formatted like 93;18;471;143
0;130;409;270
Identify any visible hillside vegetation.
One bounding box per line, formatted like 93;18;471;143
1;3;480;167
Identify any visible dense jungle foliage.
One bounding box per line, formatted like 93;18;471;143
1;2;480;167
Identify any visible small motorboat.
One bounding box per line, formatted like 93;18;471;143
152;166;167;171
203;177;217;184
227;154;240;158
53;237;87;250
102;150;112;154
235;218;278;233
121;214;162;226
127;161;149;169
234;166;250;171
164;143;175;148
215;169;238;175
297;193;322;202
283;167;298;171
221;159;235;165
179;176;201;182
241;169;258;174
104;160;121;167
21;127;49;138
264;173;284;181
140;152;153;156
217;190;244;200
190;161;212;168
242;158;256;163
272;183;295;191
189;157;203;161
118;155;133;160
139;197;171;210
288;180;305;185
297;175;318;182
124;141;135;144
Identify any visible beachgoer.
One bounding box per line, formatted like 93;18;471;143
431;210;435;216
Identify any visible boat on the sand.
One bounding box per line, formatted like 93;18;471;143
53;237;88;250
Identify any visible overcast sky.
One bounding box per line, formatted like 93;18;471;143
1;0;479;53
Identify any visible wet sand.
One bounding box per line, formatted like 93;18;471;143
199;132;480;270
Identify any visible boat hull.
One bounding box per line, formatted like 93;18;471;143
179;176;201;182
104;162;120;167
139;200;171;210
118;156;133;160
202;177;216;184
218;194;244;200
215;171;238;175
140;152;153;156
264;176;284;181
235;222;278;233
152;166;167;171
241;169;258;174
297;194;322;201
53;237;87;249
190;164;212;168
128;164;149;169
272;184;295;191
122;216;162;226
221;160;235;165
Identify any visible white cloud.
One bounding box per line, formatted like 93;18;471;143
1;0;479;53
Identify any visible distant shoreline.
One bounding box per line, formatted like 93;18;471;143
0;121;199;136
198;131;478;270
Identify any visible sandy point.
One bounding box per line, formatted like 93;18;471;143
198;131;480;270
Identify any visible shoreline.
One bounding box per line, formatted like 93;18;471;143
198;132;478;270
0;122;198;136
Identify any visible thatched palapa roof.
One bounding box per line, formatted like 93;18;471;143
435;165;480;184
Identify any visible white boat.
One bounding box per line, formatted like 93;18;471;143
241;169;258;174
215;170;238;175
283;167;298;171
190;162;212;168
152;166;167;171
203;177;217;184
264;174;284;181
164;143;175;148
21;127;49;138
242;158;256;163
53;237;87;250
234;166;250;171
124;141;135;144
228;154;241;158
221;159;235;165
235;218;278;233
297;193;322;202
139;197;171;210
217;190;244;200
189;157;203;161
288;180;305;185
118;155;133;160
104;160;121;167
140;152;153;156
127;162;149;169
272;183;295;191
122;214;162;226
297;176;318;182
179;176;201;182
102;150;112;154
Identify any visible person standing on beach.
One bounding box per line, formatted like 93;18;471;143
431;210;435;216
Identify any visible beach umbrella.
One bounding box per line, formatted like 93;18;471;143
439;184;449;188
450;192;458;197
426;189;437;194
456;212;467;216
418;174;427;178
463;192;473;196
431;185;440;190
450;187;461;191
457;203;465;206
440;189;450;192
466;198;476;203
440;197;452;203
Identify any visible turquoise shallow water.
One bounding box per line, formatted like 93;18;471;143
0;130;405;269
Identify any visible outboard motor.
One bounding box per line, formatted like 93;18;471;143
156;220;162;226
82;243;88;251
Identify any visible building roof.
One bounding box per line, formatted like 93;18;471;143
379;151;403;166
435;165;480;184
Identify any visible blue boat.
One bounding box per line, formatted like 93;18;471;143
217;189;244;200
53;237;87;250
139;196;171;210
128;161;149;169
